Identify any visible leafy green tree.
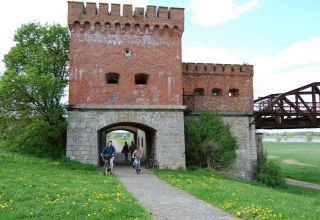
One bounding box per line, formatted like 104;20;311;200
184;111;237;170
0;22;69;158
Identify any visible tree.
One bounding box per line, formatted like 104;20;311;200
305;132;313;142
0;22;69;157
184;111;237;170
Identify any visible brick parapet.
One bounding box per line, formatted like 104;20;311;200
182;62;253;76
182;62;254;112
68;1;184;34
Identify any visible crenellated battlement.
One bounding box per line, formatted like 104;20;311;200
68;1;184;34
182;62;253;75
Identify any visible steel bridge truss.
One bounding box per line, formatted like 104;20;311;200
253;82;320;129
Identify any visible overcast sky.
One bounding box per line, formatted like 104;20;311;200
1;0;320;99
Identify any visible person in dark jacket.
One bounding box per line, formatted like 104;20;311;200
121;141;129;161
101;140;116;171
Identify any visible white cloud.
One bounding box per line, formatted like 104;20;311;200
188;0;259;27
250;36;320;98
182;37;320;100
183;45;241;64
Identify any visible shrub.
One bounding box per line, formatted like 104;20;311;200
256;150;286;187
185;111;236;170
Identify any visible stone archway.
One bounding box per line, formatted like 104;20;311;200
66;106;186;169
97;122;157;166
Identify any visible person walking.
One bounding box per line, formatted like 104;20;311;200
129;141;136;161
121;141;129;161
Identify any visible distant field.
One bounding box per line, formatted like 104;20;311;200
263;141;320;184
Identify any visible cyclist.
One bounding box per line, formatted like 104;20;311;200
100;140;116;172
132;146;142;172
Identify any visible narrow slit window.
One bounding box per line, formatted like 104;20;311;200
106;73;119;84
194;88;204;96
211;88;222;96
135;73;148;84
229;88;239;97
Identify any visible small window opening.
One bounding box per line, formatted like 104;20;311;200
211;88;222;96
194;88;204;96
135;73;148;84
106;73;119;84
228;88;239;97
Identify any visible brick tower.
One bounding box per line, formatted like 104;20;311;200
67;2;186;168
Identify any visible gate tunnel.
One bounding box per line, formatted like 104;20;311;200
97;122;157;166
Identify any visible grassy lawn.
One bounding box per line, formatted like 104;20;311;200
154;168;320;220
1;148;319;220
0;151;152;220
263;141;320;184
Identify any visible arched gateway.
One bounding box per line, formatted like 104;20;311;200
66;2;258;179
67;106;185;168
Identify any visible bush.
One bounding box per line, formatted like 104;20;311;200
256;151;286;187
185;111;237;170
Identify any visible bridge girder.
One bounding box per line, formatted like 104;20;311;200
253;82;320;129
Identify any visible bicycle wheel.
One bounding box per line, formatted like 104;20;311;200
153;160;159;169
145;161;150;169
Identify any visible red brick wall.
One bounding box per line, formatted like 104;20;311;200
68;2;254;113
182;63;254;112
68;2;184;105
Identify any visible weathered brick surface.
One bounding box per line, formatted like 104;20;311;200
182;63;254;112
68;2;184;106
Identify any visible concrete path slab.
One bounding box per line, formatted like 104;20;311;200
115;166;238;220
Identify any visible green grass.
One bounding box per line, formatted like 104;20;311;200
154;168;320;220
0;151;152;220
263;141;320;184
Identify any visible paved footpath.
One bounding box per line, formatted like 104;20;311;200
286;178;320;190
115;166;238;220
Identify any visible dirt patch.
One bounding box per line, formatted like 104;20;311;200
282;159;317;167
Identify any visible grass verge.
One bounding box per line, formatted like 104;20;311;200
0;151;152;220
154;168;320;220
263;141;320;184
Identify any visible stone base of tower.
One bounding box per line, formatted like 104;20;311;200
222;114;258;180
66;105;186;169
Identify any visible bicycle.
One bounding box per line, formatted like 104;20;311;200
133;156;141;174
101;154;115;175
145;155;159;169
